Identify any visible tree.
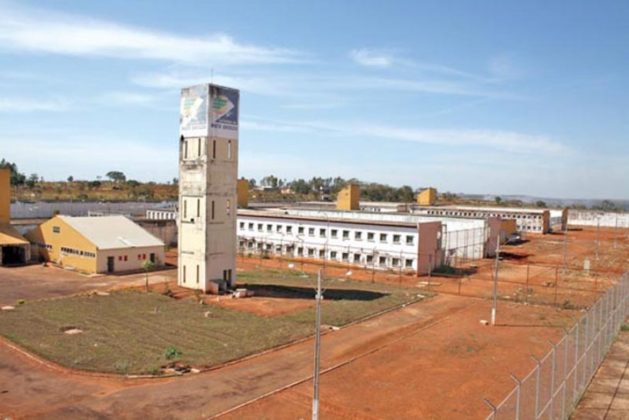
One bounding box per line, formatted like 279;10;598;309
260;175;279;188
67;175;74;183
0;158;26;186
172;177;178;185
106;171;126;183
26;173;39;188
535;200;547;208
291;179;311;195
495;196;503;205
126;180;141;187
87;180;101;189
248;178;257;188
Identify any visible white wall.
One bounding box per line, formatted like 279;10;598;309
568;211;629;228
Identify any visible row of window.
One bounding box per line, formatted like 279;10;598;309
239;241;414;268
182;198;231;221
60;247;96;258
34;242;53;250
238;222;415;245
182;138;233;161
426;209;543;220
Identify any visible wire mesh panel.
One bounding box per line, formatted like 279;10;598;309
483;272;629;420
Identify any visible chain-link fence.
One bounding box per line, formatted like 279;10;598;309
484;272;629;419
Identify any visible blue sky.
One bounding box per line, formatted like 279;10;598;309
0;0;627;199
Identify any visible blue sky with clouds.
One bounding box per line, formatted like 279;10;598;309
0;0;627;199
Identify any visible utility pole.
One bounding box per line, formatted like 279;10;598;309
312;269;323;420
491;236;500;326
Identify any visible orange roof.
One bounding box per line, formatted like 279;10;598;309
0;223;29;246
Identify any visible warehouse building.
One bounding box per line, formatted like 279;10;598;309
0;168;30;266
26;215;165;274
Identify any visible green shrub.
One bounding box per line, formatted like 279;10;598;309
164;346;182;360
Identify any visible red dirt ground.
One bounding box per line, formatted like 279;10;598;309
0;227;625;419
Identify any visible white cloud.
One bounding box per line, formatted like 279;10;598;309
242;116;568;155
0;97;70;112
0;4;302;65
349;48;394;68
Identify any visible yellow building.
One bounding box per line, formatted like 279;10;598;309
337;184;360;211
26;215;165;274
417;187;437;206
237;178;249;208
0;168;30;265
0;168;10;224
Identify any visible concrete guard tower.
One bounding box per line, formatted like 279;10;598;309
178;84;239;293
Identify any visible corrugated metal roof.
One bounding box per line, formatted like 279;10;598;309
58;215;164;250
0;223;29;246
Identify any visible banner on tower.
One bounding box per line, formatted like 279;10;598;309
180;84;239;139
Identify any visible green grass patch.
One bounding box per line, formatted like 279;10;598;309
621;323;629;332
0;269;424;374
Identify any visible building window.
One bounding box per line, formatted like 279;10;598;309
183;265;186;283
184;140;188;159
318;249;325;258
353;253;361;263
298;226;304;234
319;228;326;237
392;258;400;267
355;231;362;240
197;138;201;157
367;232;374;241
258;223;263;231
308;227;315;236
379;256;387;265
331;229;338;238
276;225;283;232
405;259;413;268
226;199;231;216
287;226;293;234
248;222;254;230
308;248;315;257
342;230;350;239
212;139;216;159
183;200;187;219
366;255;373;264
342;252;349;262
393;234;401;244
196;265;200;284
197;199;201;217
211;201;215;220
239;222;245;229
52;226;60;234
227;140;232;159
406;235;414;245
379;233;387;242
267;224;273;232
124;255;128;262
330;251;337;259
297;247;304;256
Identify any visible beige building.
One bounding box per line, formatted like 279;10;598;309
417;187;437;206
26;215;165;274
178;84;239;293
337;184;360;211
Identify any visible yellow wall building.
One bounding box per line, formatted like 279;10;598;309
237;178;249;208
26;215;165;274
0;168;10;224
417;187;437;206
337;184;360;211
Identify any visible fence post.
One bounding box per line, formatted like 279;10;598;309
511;374;521;420
483;399;497;420
575;320;580;401
531;355;541;418
549;341;556;418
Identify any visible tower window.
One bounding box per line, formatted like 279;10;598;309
197;199;200;217
227;140;232;159
212;140;216;159
211;200;215;220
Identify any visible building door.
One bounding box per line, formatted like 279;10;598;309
107;256;115;273
150;253;156;263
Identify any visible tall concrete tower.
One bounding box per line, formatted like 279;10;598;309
178;84;239;292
